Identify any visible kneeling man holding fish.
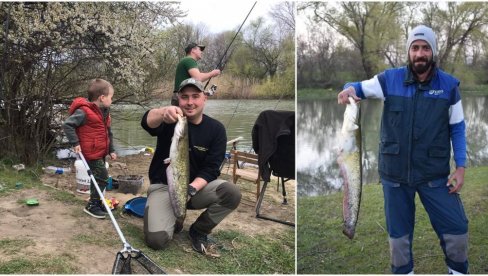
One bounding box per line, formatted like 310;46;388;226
141;78;241;254
338;25;468;274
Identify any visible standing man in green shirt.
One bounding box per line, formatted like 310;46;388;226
172;42;221;105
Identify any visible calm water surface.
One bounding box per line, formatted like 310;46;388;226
110;99;294;156
297;95;488;197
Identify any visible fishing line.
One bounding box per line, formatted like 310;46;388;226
204;1;257;90
112;136;143;151
218;2;257;138
224;72;251;130
273;87;288;110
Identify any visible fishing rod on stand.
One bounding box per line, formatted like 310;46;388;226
204;1;257;96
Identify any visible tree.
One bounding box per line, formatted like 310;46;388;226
244;17;281;78
312;2;404;78
299;2;488;90
152;23;212;91
244;2;295;99
269;1;295;33
0;2;184;164
421;2;488;72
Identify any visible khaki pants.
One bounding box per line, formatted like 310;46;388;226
144;179;241;250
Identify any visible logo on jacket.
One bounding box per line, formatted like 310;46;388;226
428;89;444;95
193;145;208;152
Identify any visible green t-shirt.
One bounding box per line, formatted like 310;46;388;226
174;56;198;92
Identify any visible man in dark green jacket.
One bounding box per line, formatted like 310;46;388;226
172;43;221;105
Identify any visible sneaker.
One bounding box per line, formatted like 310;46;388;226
84;201;106;219
99;200;109;214
188;225;208;254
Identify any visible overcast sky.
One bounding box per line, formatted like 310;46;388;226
178;0;276;34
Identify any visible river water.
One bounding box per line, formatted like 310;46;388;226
297;95;488;197
110;99;295;156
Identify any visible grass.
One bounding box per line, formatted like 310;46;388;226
0;239;34;255
130;229;295;274
0;160;295;274
0;255;77;274
0;164;40;195
297;88;338;101
112;176;296;274
297;166;488;274
0;237;76;274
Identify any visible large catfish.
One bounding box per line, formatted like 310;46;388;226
165;115;190;219
337;97;362;239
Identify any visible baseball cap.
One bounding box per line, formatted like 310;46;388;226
185;42;205;54
406;25;437;59
178;78;204;93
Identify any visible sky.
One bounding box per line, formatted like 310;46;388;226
178;0;276;34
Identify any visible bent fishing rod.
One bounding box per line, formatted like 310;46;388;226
204;1;257;92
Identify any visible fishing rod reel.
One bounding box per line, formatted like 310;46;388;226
205;84;217;96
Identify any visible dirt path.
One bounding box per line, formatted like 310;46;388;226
0;153;295;273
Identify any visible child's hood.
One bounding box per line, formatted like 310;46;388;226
68;97;98;115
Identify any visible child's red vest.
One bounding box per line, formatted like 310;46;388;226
69;97;111;161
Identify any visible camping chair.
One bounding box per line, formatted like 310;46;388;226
252;110;295;227
220;136;243;173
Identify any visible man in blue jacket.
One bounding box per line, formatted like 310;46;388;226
338;25;468;274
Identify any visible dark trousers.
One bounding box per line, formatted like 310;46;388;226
87;159;108;201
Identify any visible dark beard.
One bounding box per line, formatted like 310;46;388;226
409;57;434;75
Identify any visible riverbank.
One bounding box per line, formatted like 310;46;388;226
297;165;488;274
156;75;294;101
0;154;295;274
298;86;488;101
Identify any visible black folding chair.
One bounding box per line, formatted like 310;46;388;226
252;110;295;227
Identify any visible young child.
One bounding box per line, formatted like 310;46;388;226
63;78;117;219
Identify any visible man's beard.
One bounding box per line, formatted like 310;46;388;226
409;56;434;74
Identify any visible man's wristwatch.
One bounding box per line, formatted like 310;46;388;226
188;185;197;197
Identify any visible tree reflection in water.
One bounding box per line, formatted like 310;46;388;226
297;95;488;197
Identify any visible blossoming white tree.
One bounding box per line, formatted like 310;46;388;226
0;2;184;163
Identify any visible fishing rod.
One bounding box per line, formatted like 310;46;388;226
204;1;257;92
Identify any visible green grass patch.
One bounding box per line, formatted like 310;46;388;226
297;88;338;101
460;84;488;95
0;164;41;196
109;184;295;274
46;188;84;205
0;239;34;255
130;228;295;274
0;255;76;274
0;238;77;273
0;159;85;206
298;166;488;274
71;230;120;248
109;218;295;274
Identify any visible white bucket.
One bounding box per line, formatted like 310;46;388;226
75;159;90;194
